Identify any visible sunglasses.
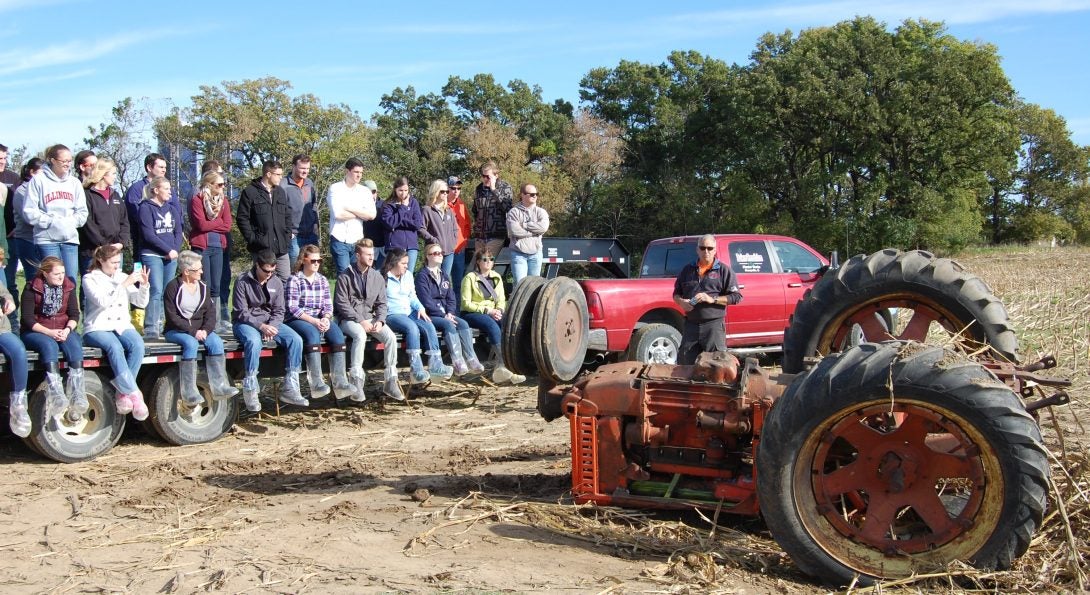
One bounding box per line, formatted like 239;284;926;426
699;246;716;251
427;251;443;256
479;257;495;262
438;190;449;194
450;186;462;190
307;258;322;264
214;182;225;187
260;266;277;274
523;192;538;197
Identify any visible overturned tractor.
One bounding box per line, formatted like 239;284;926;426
508;249;1068;585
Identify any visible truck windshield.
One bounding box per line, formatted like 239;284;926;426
641;242;696;277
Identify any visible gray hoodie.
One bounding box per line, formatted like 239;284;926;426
23;166;88;244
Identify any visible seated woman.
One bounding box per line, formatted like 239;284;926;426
163;250;239;406
460;250;526;385
82;244;150;420
382;247;453;385
20;256;87;425
0;248;30;437
285;244;356;401
415;243;483;377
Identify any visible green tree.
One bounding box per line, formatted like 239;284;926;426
85;97;154;189
369;86;461;189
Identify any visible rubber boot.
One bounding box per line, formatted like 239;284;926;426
407;349;430;384
242;373;261;412
426;350;453;381
44;364;68;421
490;346;525;385
383;366;405;401
459;328;485;374
178;359;204;406
329;350;357;400
8;390;30;438
304;350;331;399
444;333;468;377
206;354;240;400
348;368;367;403
66;367;89;418
280;368;309;406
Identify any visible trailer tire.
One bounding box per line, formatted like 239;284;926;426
502;276;547;377
782;249;1019;373
145;367;238;446
757;341;1048;585
625;323;682;364
25;371;125;463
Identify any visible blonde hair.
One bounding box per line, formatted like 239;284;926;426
83;157;117;189
142;176;170;201
427;179;448;210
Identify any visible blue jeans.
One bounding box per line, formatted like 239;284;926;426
220;236;233;308
22;330;84;367
290;233;319;264
5;240;20;300
0;331;28;392
39;242;79;285
233;322;302;373
164;329;225;359
510;248;542;288
141;254;178;336
430;314;470;340
84;329;144;390
462;312;501;346
194;246;224;302
372;246;386;270
287;318;345;348
406;248;418;273
330;237;357;276
450;249;466;308
12;237;39;281
386;312;440;352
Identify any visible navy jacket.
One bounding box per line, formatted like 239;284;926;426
381;198;424;251
414;267;458;318
137;199;183;257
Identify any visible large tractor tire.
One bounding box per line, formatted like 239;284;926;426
625;323;682;364
145;367;238;446
782;249;1019;374
757;341;1048;585
25;371;125;463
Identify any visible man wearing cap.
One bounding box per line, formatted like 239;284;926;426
360;179;385;269
326;158;374;275
446;175;471;303
281;154;320;263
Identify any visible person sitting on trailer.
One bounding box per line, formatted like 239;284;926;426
460;249;526;385
0;248;30;437
285;244;356;401
416;242;484;378
382;247;453;385
20;256;86;427
231;248;306;412
333;238;403;402
82;244;150;421
163;250;239;407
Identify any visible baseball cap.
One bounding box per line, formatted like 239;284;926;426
446;176;462;187
362;180;378;192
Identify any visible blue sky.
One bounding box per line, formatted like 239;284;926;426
2;0;1089;156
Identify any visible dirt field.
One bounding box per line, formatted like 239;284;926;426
1;246;1087;594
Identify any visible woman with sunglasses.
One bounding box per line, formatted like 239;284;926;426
416;243;484;377
163;250;239;407
460;250;526;385
189;171;234;334
421;179;458;280
383;247;453;385
286;245;356;400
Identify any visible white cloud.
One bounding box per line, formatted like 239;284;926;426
0;68;94;89
0;29;174;77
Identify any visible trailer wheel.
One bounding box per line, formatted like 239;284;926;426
782;249;1019;373
502;276;547;377
145;367;238;446
25;371;125;463
625;323;682;364
757;341;1048;585
532;277;589;383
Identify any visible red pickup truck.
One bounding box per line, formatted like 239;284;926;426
582;234;829;363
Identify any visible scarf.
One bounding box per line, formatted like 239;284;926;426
41;284;64;317
204;190;224;219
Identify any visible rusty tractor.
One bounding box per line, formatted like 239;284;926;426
509;249;1068;585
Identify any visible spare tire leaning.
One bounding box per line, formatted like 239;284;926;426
502;276;547;377
532;277;589;383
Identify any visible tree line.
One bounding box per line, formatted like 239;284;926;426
77;17;1088;259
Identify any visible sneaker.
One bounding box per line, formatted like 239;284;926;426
130;391;149;421
115;393;134;415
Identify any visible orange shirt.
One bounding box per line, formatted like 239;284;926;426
448;196;471;253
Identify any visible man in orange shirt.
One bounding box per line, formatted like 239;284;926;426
446;176;471;307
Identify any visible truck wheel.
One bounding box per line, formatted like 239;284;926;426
532;277;589;383
25;371;125;463
145;367;238;446
502;276;547;377
625;323;682;364
782;249;1019;373
757;341;1048;585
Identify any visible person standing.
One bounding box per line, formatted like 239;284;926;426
281;154;320;263
124;153;178;252
200;160;234;326
74;150;96;183
137;176;183;340
79;157;130;278
506;183;549;288
472;161;512;259
236;160;293;282
671;235;743;365
326;158;374;275
446;176;471;306
189;171;233;333
23;144;89;286
360;179;386;268
231;249;306;411
381;177;425;272
421;179;457;278
333;239;403;402
7;159;43;293
1;144;21;315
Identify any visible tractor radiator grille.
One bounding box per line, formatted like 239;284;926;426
570;413;598;498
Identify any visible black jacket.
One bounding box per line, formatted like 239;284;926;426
164;277;216;335
79;186;132;257
236;178;293;255
673;259;742;324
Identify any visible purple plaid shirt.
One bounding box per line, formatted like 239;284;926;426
286;272;333;320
